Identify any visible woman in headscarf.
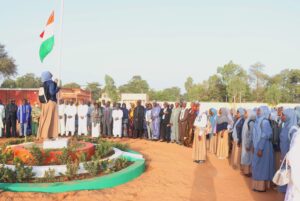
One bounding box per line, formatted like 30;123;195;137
295;106;300;127
207;108;218;154
37;71;60;139
241;109;256;176
216;108;230;159
278;108;298;193
230;108;245;169
252;106;275;192
192;103;208;163
284;128;300;201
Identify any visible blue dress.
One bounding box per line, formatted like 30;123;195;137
252;117;275;182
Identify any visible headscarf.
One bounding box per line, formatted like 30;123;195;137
232;108;245;141
252;106;271;147
217;107;229;124
41;71;53;82
283;108;298;137
237;107;246;118
242;109;256;138
209;108;217;134
295;106;300;126
227;108;234;128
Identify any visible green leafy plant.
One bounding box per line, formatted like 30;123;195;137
13;157;35;182
94;140;113;159
108;158;131;173
0;150;13;164
111;142;129;151
79;152;87;163
29;145;44;165
43;168;56;182
0;166;16;182
57;147;70;165
65;157;79;179
83;158;100;177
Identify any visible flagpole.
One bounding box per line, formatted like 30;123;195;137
56;0;64;140
58;0;64;87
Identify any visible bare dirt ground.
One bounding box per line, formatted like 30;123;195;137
0;138;285;201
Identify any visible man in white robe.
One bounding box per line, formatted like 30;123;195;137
112;103;123;137
77;101;89;135
58;99;66;136
65;101;77;136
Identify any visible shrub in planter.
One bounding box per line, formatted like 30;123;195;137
29;145;44;165
65;158;79;179
83;158;100;177
0;166;16;182
13;157;35;182
109;158;130;173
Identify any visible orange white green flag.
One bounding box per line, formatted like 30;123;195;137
39;11;55;62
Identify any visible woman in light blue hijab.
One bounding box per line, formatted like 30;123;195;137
208;108;218;154
251;106;275;192
295;106;300;126
241;109;256;176
37;71;60;139
230;107;245;169
278;108;298;193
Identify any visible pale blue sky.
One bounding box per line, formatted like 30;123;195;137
1;0;300;90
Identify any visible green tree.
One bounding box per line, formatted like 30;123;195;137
148;87;181;101
103;75;119;102
265;84;282;105
15;73;42;88
249;62;269;102
217;61;248;102
267;69;300;103
85;82;102;101
0;44;17;79
1;78;17;88
63;82;81;88
119;75;149;93
206;74;226;101
184;76;194;92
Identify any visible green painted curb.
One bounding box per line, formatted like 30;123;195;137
0;153;145;193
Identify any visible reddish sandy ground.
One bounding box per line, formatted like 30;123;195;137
0;138;285;201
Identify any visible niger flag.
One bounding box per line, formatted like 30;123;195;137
39;11;55;62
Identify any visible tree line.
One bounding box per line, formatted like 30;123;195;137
0;43;299;104
101;63;300;105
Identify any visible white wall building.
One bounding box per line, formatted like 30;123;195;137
121;93;149;106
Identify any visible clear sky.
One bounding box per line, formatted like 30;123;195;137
1;0;300;90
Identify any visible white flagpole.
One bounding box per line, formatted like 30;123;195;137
58;0;64;86
56;0;64;140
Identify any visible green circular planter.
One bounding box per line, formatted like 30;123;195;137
0;153;145;193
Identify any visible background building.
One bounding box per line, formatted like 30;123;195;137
121;93;149;105
0;88;92;105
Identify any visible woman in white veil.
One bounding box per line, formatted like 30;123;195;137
285;127;300;201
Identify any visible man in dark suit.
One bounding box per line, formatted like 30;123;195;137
102;101;113;137
160;102;172;142
5;99;18;137
133;100;145;138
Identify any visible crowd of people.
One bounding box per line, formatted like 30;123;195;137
0;99;41;138
46;99;300;199
1;71;300;201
